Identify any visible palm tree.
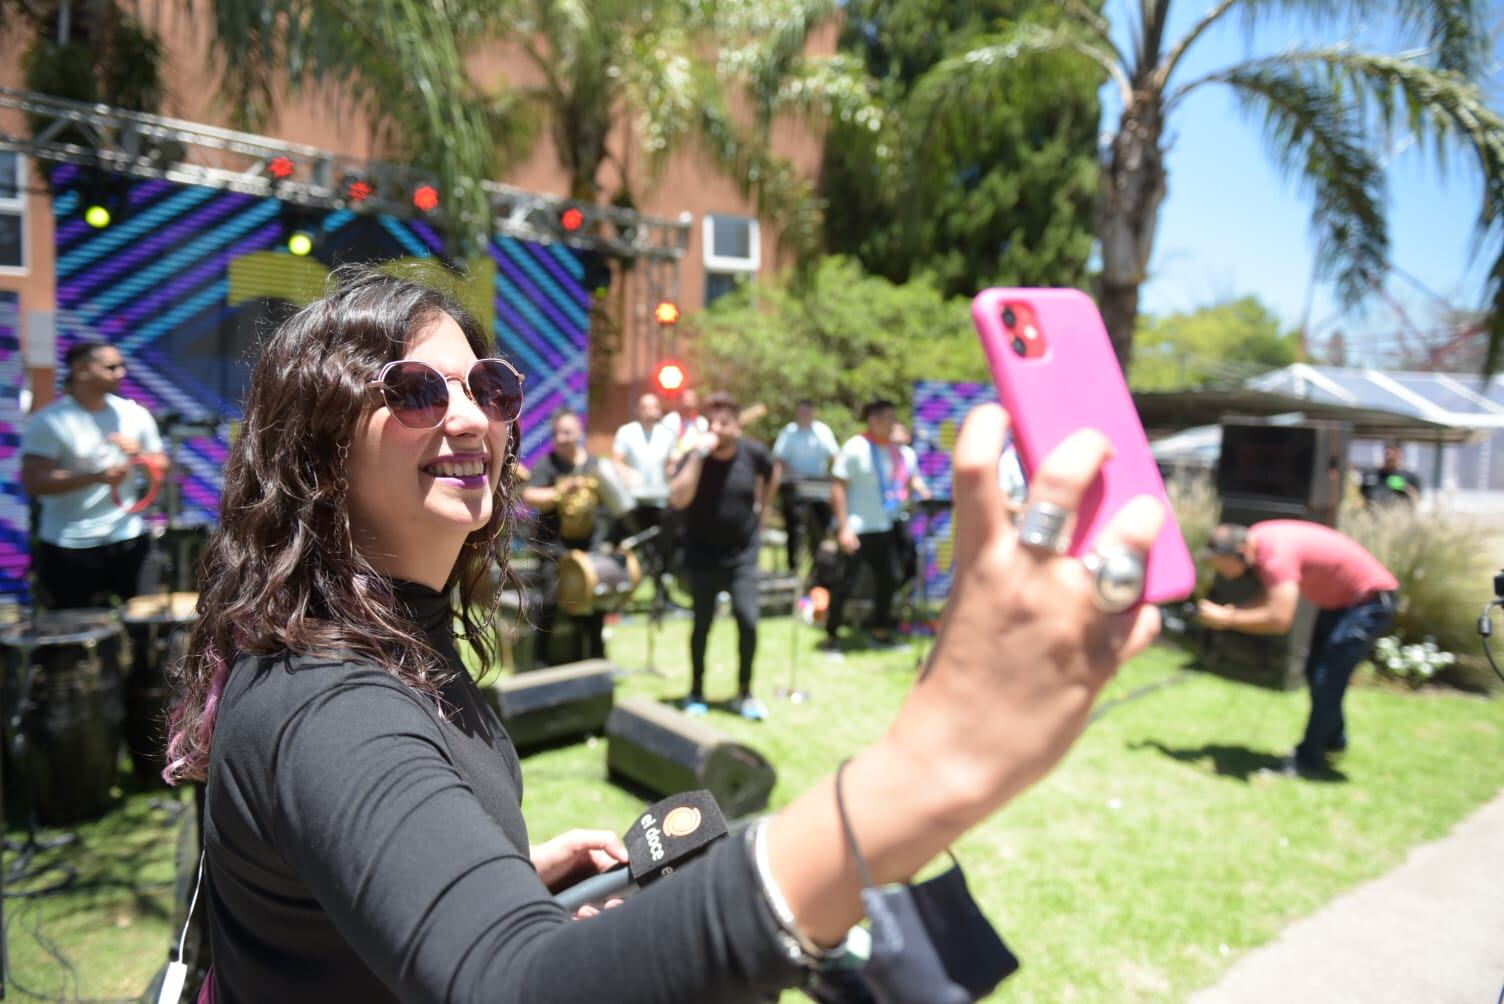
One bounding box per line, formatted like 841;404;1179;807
908;1;1504;373
203;0;864;261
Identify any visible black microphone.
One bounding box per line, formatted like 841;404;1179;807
554;790;728;912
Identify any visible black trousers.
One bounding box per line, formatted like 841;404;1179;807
36;535;152;610
686;557;760;698
776;484;832;572
826;529;899;639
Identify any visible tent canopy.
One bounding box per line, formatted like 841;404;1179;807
1135;365;1504;445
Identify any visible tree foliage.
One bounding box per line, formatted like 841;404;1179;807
905;0;1504;375
1130;296;1301;391
821;0;1100;298
685;256;986;439
200;0;862;260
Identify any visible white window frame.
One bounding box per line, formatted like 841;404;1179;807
0;152;27;275
702;214;760;274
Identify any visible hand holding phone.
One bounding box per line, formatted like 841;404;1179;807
971;287;1194;604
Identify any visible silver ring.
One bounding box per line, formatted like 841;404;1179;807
1017;501;1071;554
1081;545;1147;614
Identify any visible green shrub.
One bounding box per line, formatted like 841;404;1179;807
1166;476;1219;595
1338;501;1498;692
685;256;988;439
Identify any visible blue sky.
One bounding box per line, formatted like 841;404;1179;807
1112;3;1502;364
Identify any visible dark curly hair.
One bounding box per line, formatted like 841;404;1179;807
164;268;519;783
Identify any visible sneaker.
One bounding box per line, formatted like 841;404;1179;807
1263;753;1320;779
683;696;708;717
734;695;768;722
816;637;841;653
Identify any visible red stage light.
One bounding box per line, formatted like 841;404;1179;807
560;207;585;233
267;156;296;180
345;178;374;203
412;184;440;213
654;361;687;395
653;301;680;326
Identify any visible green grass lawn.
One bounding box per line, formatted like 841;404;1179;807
7;612;1503;1002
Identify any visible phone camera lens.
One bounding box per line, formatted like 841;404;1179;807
1011;337;1027;356
1002;307;1017;328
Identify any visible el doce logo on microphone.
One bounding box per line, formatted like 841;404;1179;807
639;806;702;864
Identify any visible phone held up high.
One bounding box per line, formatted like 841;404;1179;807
971;287;1195;606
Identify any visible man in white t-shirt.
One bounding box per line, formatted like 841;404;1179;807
824;399;908;650
612;392;681;591
612;393;677;505
21;342;166;608
771;399;839;571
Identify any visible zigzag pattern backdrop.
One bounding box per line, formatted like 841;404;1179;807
912;380;999;601
0;291;27;603
41;163;588;530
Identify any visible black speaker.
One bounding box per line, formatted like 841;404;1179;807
605;697;777;818
492;659;615;750
1209;418;1349;690
1217;419;1349;525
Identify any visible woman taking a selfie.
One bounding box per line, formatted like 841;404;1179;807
166;269;1163;1003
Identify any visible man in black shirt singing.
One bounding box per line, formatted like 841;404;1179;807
669;392;778;720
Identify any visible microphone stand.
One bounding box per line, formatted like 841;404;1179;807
777;491;824;704
618;523;669;679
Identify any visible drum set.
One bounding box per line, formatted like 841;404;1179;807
2;418;215;833
1;592;199;830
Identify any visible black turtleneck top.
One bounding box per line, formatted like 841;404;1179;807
203;580;800;1003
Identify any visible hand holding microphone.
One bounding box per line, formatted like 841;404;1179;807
552;790;728;914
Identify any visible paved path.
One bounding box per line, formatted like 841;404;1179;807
1190;790;1504;1004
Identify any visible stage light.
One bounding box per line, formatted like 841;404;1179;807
267;156;296;181
84;204;112;229
560;207;585;233
342;174;374;204
654;300;680;326
654;360;687;395
412;183;440;213
287;231;314;257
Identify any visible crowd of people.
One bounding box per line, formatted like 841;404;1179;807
520;386;941;720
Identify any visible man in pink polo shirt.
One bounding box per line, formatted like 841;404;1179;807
1198;520;1398;777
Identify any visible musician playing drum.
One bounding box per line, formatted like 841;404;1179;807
521;409;610;664
770;399;839;572
20;341;168;609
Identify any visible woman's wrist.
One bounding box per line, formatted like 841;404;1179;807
764;736;981;947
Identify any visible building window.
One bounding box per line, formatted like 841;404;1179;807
703;214;759;306
0;153;25;272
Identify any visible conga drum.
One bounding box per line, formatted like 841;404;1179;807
1;610;128;825
595;457;634;520
121;592;198;788
556;549;643;617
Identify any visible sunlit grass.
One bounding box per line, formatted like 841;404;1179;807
6;612;1502;1002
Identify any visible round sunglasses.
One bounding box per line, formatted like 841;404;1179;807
367;358;525;431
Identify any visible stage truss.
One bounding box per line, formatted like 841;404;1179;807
0;86;690;394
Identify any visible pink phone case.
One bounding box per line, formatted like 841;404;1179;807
971;287;1195;604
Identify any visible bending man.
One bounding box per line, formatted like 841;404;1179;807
1199;521;1397;777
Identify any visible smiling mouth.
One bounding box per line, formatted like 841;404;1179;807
421;457;489;479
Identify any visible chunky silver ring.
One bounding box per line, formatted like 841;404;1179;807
1016;501;1071;554
1081;544;1148;613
